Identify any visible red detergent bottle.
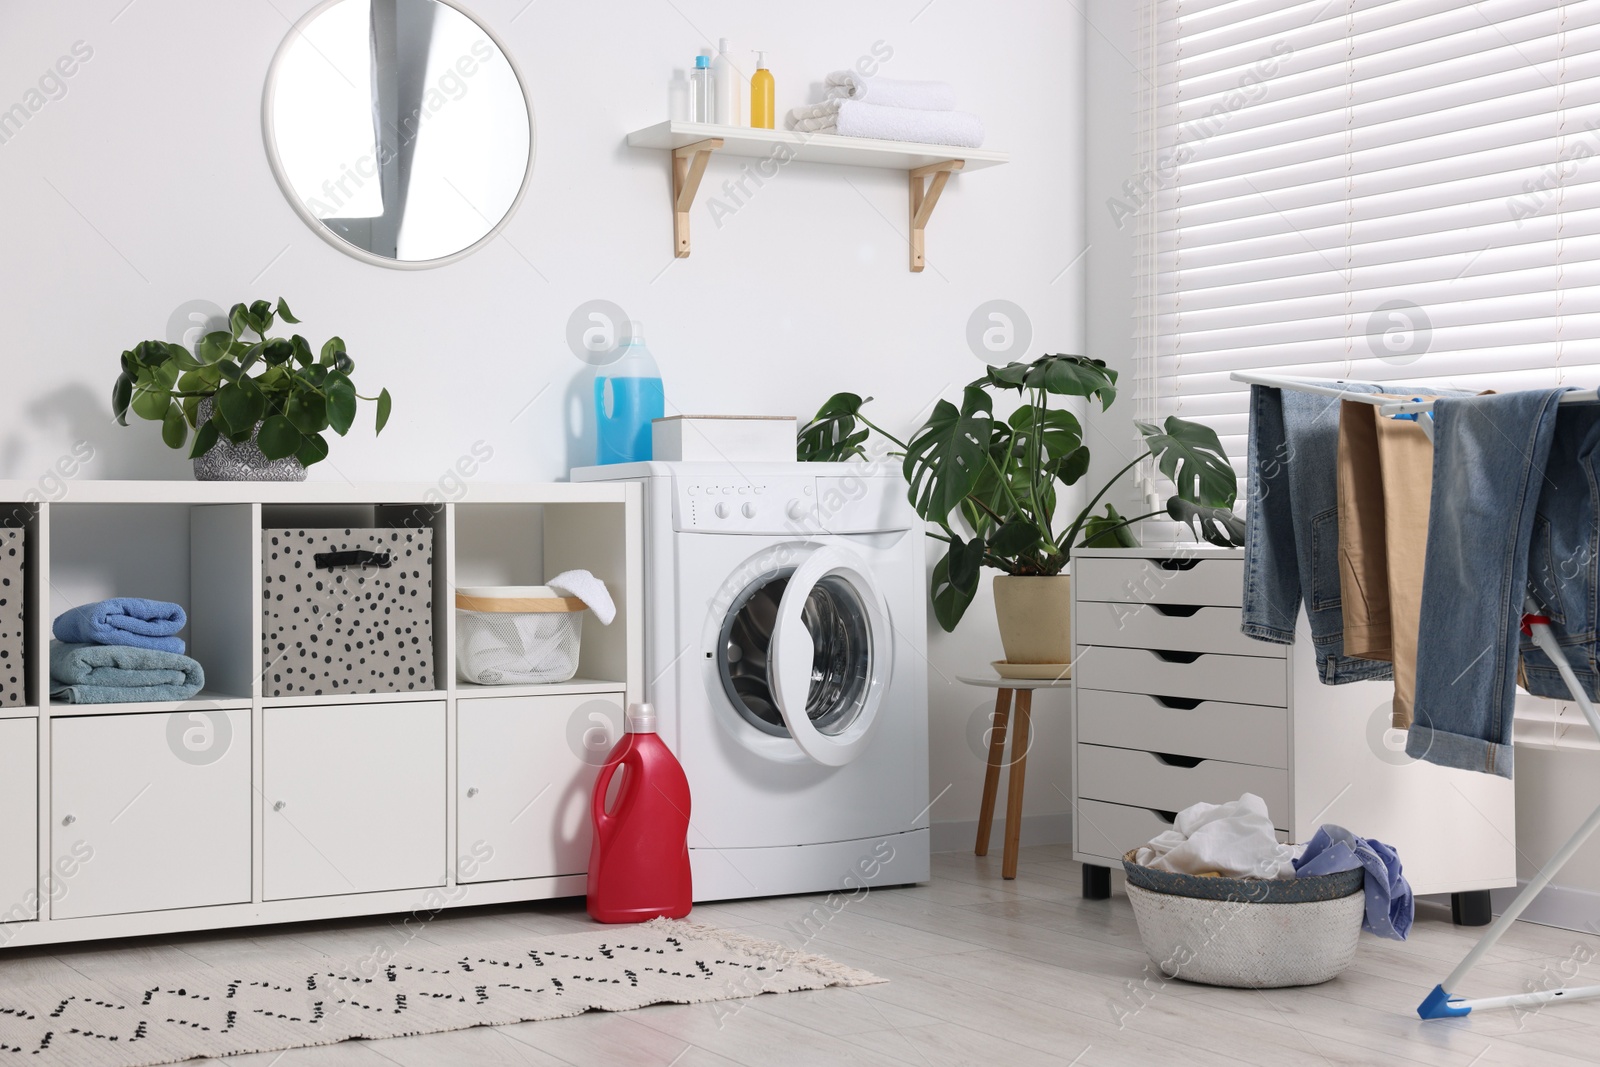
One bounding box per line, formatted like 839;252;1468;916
587;702;693;923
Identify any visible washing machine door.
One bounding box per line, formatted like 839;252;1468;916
765;546;893;767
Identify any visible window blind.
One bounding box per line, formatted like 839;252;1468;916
1139;0;1600;474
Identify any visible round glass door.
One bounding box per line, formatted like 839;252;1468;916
717;569;874;740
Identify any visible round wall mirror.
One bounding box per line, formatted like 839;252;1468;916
262;0;534;269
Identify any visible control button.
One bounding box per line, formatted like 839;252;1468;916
723;486;734;495
715;502;731;519
804;485;814;495
786;500;810;521
742;502;757;518
688;486;699;495
754;486;764;494
738;486;749;495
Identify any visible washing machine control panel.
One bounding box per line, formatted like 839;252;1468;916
674;474;822;533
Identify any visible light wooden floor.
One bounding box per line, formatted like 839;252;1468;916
5;846;1599;1066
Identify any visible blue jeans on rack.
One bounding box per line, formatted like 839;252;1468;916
1243;383;1397;684
1522;404;1600;703
1408;390;1567;777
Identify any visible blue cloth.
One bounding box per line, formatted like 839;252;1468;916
1242;382;1397;684
53;597;187;654
1408;390;1567;777
49;640;204;704
1294;824;1413;940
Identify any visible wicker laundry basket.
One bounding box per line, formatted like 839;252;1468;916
1122;851;1365;988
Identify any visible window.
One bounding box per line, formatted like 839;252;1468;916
1137;0;1600;473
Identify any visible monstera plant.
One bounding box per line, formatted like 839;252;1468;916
798;354;1243;647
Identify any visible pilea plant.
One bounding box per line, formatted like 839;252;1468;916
112;298;391;468
798;353;1244;630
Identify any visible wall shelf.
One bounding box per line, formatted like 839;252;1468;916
626;120;1009;272
455;678;628;701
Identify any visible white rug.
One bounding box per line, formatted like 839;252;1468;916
0;918;883;1067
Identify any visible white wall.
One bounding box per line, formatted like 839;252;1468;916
0;1;1086;840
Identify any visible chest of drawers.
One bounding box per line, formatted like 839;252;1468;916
1069;547;1515;916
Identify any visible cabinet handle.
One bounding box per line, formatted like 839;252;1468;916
1153;752;1206;769
273;800;287;812
1153;558;1201;571
466;787;479;798
1150;649;1203;664
60;814;75;826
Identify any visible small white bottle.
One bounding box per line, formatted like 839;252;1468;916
689;54;715;123
713;37;741;126
668;69;689;122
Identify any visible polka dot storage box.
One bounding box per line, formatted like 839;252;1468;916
261;528;434;697
0;528;23;706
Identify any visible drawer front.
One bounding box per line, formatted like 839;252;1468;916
52;710;251;919
265;701;446;900
0;719;36;920
1076;799;1286;864
1074;556;1243;607
458;693;623;883
1076;689;1288;769
1076;602;1280;658
1075;646;1286;706
1077;743;1288;827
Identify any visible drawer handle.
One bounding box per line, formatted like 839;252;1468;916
1153;695;1202;710
273;800;287;812
60;814;75;826
1153;558;1201;571
1151;649;1203;664
466;787;479;798
1153;752;1205;769
314;549;392;570
1151;808;1178;824
1149;604;1202;618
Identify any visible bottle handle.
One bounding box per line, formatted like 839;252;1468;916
592;756;623;834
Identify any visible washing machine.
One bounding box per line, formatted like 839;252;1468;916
573;461;931;901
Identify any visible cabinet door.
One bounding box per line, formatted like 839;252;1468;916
0;719;36;921
457;694;622;883
51;711;251;919
264;701;445;900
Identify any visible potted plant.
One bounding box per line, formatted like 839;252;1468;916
112;298;392;481
797;354;1242;663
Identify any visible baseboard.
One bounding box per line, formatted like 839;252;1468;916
930;812;1073;854
1489;880;1600;934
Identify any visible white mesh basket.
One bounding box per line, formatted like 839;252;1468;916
456;586;585;685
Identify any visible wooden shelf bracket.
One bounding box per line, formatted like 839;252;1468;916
671;138;724;258
908;159;964;272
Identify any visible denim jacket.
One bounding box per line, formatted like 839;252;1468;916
1243;383;1396;684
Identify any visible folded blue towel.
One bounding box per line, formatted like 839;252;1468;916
1294;824;1414;941
53;597;187;653
50;640;205;704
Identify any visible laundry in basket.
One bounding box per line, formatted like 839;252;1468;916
456;578;611;685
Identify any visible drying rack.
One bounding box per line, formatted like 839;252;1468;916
1233;370;1600;1020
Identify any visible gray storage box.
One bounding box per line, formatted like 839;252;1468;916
0;529;22;706
262;528;434;697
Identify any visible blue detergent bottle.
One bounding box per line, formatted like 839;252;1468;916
594;321;665;465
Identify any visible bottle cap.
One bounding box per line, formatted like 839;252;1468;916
754;50;769;68
695;54;710;69
626;703;658;733
719;37;731;54
622;319;644;346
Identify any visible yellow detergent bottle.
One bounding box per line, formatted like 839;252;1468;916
750;50;774;129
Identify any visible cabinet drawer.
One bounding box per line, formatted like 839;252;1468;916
265;702;446;900
1076;602;1279;658
1074;556;1243;607
1077;690;1287;769
457;693;622;883
1076;799;1285;864
52;710;251;919
0;719;36;921
1075;646;1285;706
1077;743;1288;827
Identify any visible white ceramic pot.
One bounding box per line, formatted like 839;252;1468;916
992;574;1072;665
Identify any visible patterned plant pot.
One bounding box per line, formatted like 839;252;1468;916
192;397;307;482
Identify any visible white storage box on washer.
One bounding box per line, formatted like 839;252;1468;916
456;586;586;685
651;415;796;463
261;527;434;697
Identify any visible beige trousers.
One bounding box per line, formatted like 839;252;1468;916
1337;398;1438;730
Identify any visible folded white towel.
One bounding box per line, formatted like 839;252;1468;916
546;569;616;625
825;71;956;111
787;99;984;149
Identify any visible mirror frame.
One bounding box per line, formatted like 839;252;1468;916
260;0;537;270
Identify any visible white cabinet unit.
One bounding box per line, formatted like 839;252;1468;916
1071;547;1516;912
264;702;446;900
457;693;623;884
50;710;251;919
0;719;36;923
0;481;642;949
